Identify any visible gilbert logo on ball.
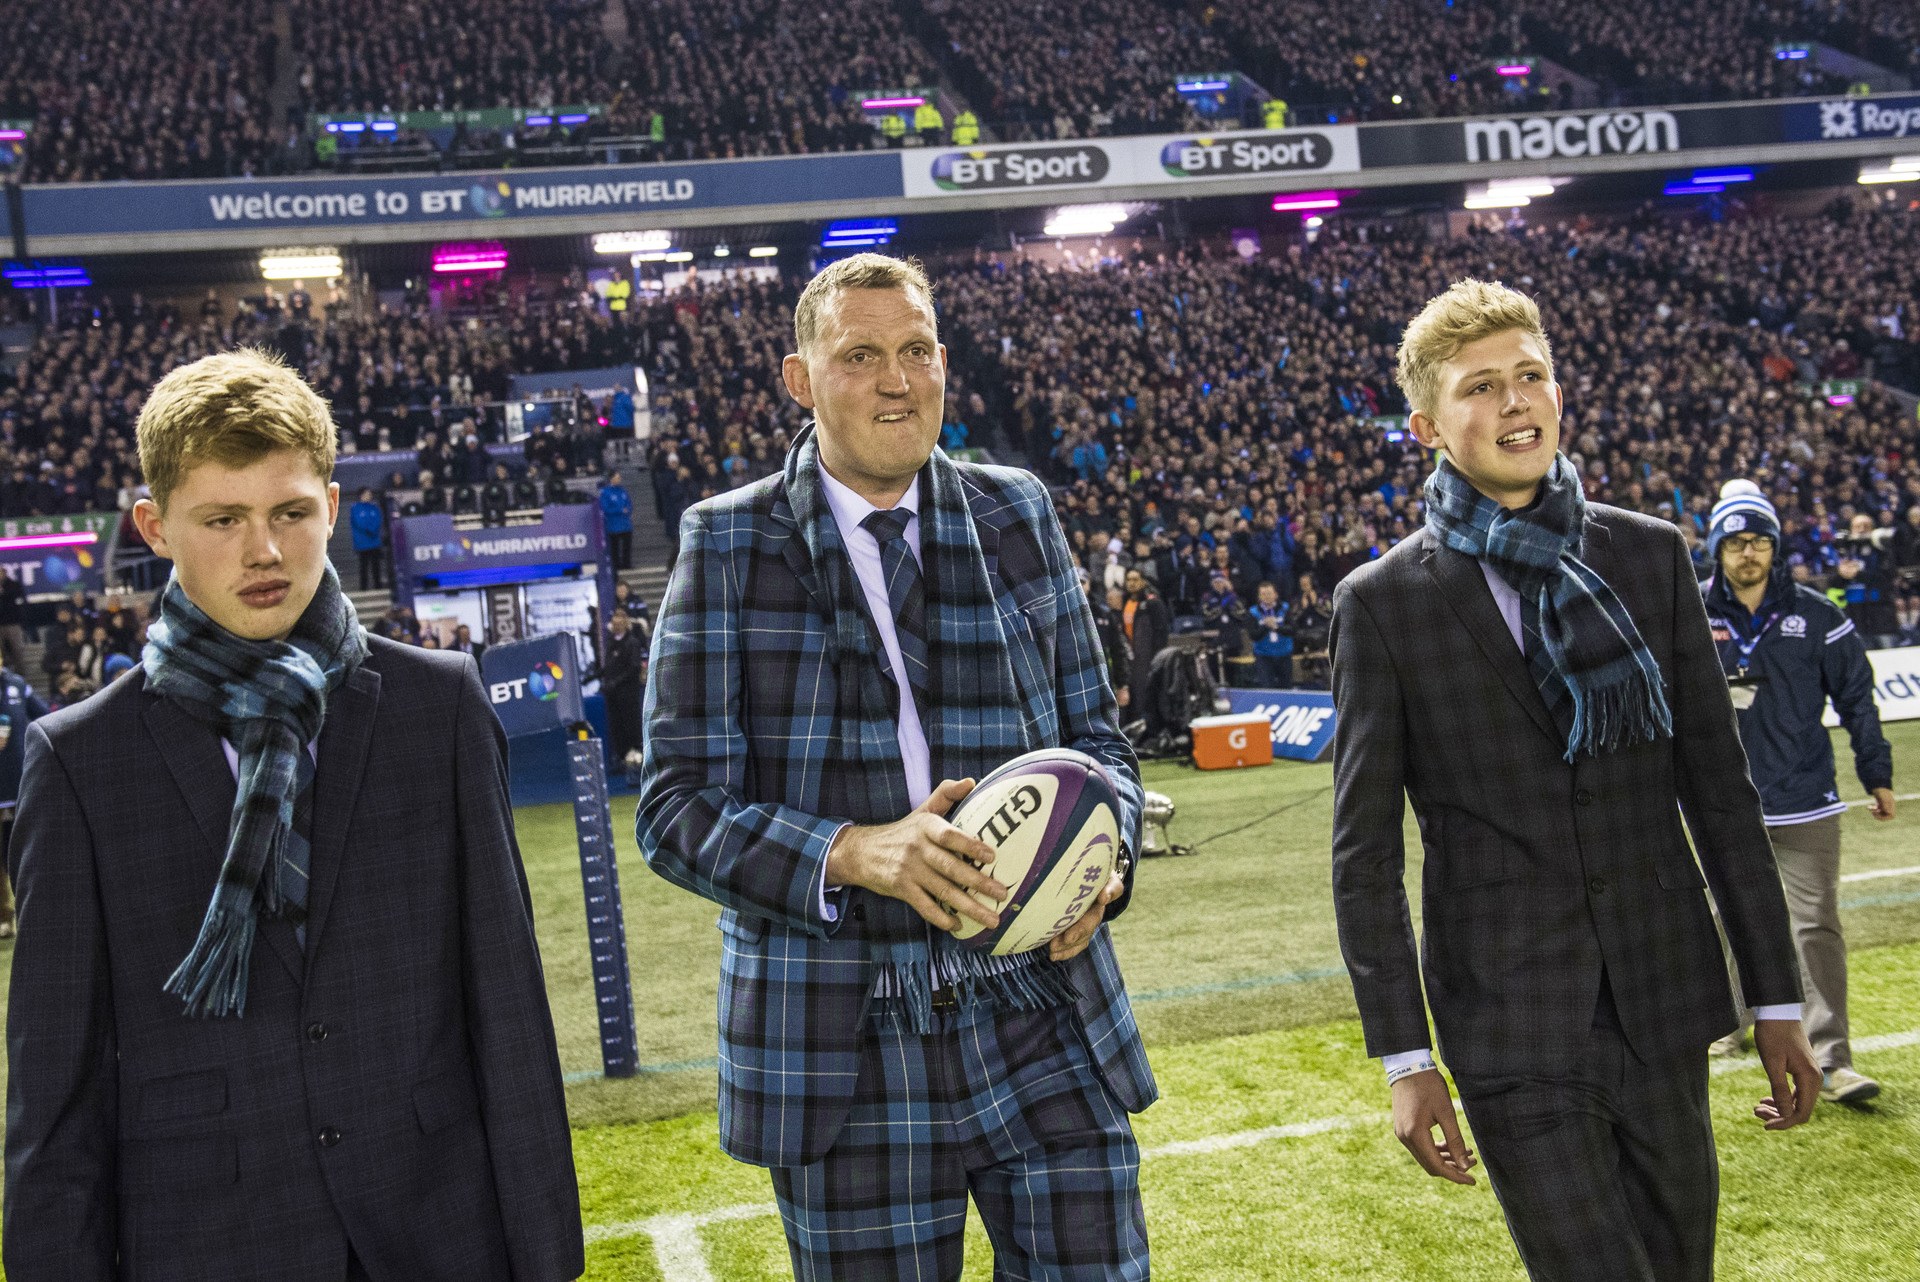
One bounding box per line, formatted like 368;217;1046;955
949;748;1124;955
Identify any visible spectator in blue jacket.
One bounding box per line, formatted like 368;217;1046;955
1701;480;1894;1106
598;470;634;570
1246;581;1294;688
609;388;636;435
349;487;386;592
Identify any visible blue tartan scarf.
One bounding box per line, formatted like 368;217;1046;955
143;563;368;1017
1425;453;1672;761
785;429;1078;1032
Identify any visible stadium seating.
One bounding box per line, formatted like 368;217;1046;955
4;200;1917;647
0;0;278;182
4;0;1914;179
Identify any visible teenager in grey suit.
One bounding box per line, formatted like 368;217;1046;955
1330;282;1818;1282
5;351;583;1281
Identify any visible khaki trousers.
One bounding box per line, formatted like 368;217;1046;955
1732;816;1851;1069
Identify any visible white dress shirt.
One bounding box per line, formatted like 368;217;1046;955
1380;563;1798;1080
811;468;931;926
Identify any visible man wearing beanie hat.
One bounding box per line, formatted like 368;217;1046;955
1703;479;1894;1104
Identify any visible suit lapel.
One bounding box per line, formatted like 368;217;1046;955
1423;537;1562;746
301;665;381;959
141;690;307;985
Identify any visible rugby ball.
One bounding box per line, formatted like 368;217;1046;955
947;748;1125;955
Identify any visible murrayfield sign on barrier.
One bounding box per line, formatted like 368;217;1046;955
13;92;1920;252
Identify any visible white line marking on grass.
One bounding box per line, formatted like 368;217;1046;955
585;1202;776;1280
1841;864;1920;884
1709;1026;1920;1075
598;1029;1920;1279
1855;1028;1920;1054
1845;793;1920;809
1141;1111;1385;1159
594;1110;1386;1278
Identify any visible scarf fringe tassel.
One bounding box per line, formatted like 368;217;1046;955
872;944;1081;1036
1567;674;1675;763
162;907;258;1019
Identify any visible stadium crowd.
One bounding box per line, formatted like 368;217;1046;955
6;0;1912;180
943;209;1920;693
0;0;278;183
5;196;1920;689
919;0;1231;140
288;0;617;119
622;0;944;159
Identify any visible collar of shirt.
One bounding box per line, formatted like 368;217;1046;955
818;463;922;565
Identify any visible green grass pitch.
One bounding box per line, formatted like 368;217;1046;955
6;726;1920;1279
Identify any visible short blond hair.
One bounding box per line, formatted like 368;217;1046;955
793;253;935;355
137;349;337;510
1396;279;1555;418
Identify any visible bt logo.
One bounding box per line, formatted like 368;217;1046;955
490;661;565;704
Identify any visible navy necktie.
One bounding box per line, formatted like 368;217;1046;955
1518;592;1574;738
860;507;930;710
282;750;315;947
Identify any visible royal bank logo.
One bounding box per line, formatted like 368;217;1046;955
1819;97;1920;139
1464;110;1680;162
929;144;1110;191
1160;131;1335;177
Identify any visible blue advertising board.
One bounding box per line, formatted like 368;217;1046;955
392;504;603;585
480;633;585;737
1780;93;1920;144
19;151;899;238
1220;688;1339;763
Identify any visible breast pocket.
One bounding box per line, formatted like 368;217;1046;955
136;1068;228;1127
1002;594;1060;742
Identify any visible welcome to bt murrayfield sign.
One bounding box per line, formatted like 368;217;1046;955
13;93;1919;252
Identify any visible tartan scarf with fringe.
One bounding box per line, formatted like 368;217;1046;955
1425;452;1672;762
785;429;1079;1033
143;563;367;1017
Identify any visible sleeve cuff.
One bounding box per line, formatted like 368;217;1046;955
1381;1048;1436;1080
815;822;851;926
1753;1003;1803;1022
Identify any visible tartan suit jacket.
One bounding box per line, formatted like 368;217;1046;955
4;638;583;1282
1329;506;1800;1079
636;452;1155;1169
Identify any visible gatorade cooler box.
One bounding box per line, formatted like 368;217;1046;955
1189;712;1274;770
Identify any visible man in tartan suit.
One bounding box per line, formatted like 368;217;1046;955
636;254;1154;1280
1330;280;1818;1281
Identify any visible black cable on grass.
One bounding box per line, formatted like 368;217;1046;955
1186;786;1335;851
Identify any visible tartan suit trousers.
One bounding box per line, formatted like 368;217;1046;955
771;997;1149;1282
1452;981;1718;1282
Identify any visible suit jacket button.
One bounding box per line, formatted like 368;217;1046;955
1588;875;1608;895
318;1126;342;1148
307;1022;329;1043
1575;789;1595;806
